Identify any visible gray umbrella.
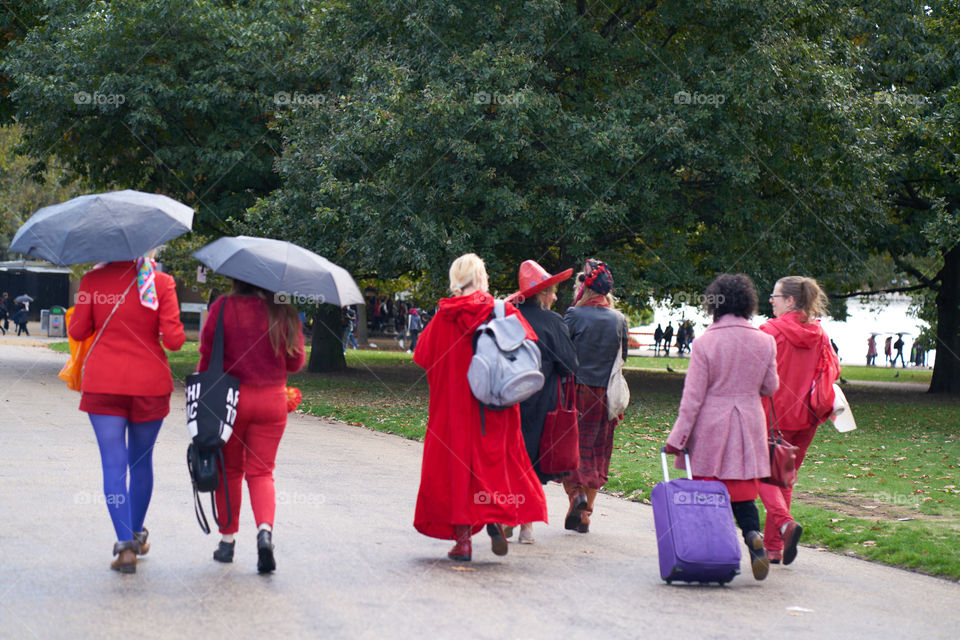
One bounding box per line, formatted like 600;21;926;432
9;190;193;266
192;236;364;307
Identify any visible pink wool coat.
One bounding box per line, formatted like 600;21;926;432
666;315;779;480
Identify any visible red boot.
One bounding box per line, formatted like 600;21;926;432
448;525;472;561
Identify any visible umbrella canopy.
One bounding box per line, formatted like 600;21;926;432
9;190;193;266
192;236;363;307
14;295;33;304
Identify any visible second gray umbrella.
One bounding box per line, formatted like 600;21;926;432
192;236;364;307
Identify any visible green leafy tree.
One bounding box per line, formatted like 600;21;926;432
837;0;960;393
247;0;884;370
0;124;86;258
3;0;313;229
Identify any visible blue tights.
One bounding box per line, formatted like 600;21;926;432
89;414;163;541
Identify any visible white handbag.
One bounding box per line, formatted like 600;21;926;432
606;336;630;420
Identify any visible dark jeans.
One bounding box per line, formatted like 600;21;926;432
731;500;760;542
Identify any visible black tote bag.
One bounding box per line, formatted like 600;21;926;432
185;301;241;533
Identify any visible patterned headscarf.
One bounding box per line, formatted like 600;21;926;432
135;256;158;310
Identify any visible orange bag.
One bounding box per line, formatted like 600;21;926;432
58;307;94;392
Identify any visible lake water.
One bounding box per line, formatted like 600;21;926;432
631;295;935;367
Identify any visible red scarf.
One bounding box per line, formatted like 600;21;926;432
578;295;610;308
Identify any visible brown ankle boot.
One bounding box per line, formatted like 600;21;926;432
448;525;472;561
133;528;149;555
111;540;137;574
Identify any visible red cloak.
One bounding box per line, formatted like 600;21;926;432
413;291;549;539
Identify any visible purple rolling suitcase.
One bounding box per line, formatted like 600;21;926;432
651;448;741;585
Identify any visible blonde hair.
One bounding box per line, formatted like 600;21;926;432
534;285;557;310
448;253;488;296
776;276;828;321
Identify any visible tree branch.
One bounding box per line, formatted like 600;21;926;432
834;281;938;299
600;3;630;39
893;255;940;288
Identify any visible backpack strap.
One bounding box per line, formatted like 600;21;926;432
211;448;232;529
188;446;212;535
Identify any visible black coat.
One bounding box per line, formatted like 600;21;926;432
517;301;579;483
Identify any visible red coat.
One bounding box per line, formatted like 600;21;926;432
69;261;185;395
760;311;840;432
412;291;549;539
197;295;305;386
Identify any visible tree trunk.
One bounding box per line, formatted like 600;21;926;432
929;245;960;394
308;304;347;372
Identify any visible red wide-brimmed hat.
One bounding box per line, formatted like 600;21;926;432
505;260;574;305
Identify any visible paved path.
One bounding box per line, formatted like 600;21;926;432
0;343;957;639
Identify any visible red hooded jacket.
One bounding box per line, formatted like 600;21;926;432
760;311;840;432
412;290;548;539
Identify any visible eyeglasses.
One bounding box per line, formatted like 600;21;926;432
769;294;786;299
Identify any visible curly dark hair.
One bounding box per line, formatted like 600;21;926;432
703;274;758;320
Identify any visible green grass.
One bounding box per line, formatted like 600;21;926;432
49;342;960;578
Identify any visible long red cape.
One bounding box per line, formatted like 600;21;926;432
413;291;549;539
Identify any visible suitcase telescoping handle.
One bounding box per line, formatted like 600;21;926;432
660;446;693;481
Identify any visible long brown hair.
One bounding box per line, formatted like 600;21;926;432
230;279;301;356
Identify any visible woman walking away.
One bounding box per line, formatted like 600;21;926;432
758;276;840;566
562;259;628;533
200;279;305;574
866;334;877;366
69;253;185;573
507;260;579;544
413;253;548;561
665;274;779;580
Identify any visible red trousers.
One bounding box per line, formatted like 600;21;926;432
757;426;818;551
215;384;288;534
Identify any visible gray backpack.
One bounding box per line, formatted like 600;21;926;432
467;301;544;430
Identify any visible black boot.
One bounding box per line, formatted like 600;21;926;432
213;540;235;563
257;529;276;574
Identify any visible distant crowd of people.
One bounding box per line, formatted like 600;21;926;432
866;333;929;367
0;291;32;336
342;298;431;353
652;320;695;356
